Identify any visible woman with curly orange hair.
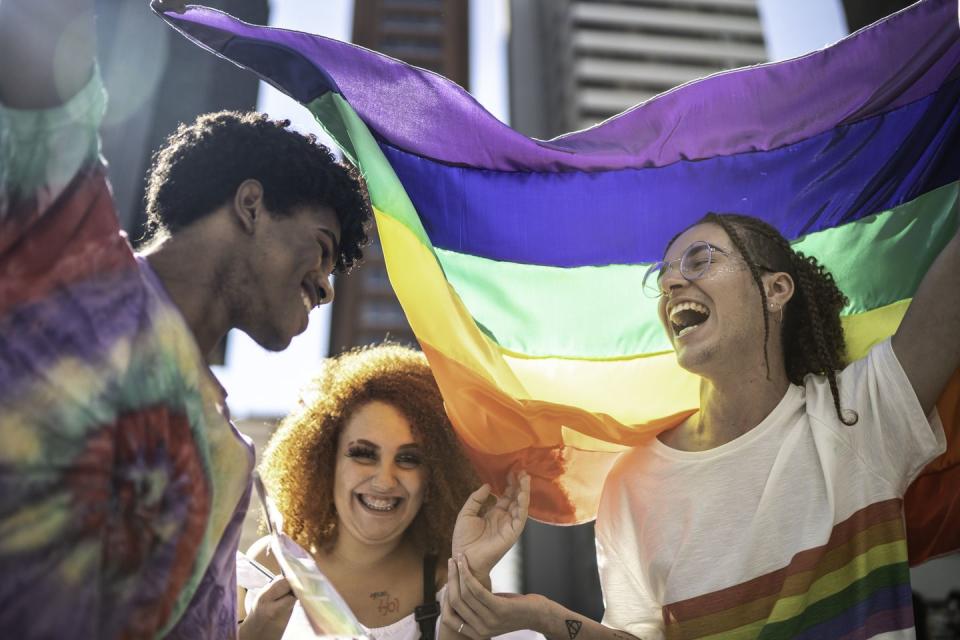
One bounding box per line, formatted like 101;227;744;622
238;343;531;640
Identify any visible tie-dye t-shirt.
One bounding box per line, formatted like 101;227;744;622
0;72;254;638
597;340;945;640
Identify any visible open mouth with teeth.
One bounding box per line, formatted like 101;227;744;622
670;301;711;339
356;493;403;513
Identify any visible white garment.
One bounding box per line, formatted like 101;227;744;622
276;587;446;640
247;583;544;640
597;339;945;639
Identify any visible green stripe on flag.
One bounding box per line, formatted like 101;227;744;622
437;182;957;358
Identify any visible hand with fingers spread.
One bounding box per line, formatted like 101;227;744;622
450;471;531;584
239;577;297;640
443;555;545;639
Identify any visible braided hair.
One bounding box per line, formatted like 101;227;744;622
672;213;857;425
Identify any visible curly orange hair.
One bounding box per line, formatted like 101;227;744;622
259;344;479;559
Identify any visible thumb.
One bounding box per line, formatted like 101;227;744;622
459;484;492;518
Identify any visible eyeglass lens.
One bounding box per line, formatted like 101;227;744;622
642;241;714;297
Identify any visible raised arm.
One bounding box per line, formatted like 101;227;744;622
891;200;960;415
0;0;94;108
450;472;530;587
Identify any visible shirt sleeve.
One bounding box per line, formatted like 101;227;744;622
0;66;106;224
596;516;664;640
829;337;946;495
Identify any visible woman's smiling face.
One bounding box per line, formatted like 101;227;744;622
332;400;428;549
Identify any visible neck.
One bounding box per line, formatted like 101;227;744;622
663;349;792;452
328;533;414;571
142;230;231;359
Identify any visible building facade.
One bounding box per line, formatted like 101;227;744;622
510;0;767;140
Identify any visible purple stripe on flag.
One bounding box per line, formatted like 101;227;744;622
160;0;960;172
389;78;960;265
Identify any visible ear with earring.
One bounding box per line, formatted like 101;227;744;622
768;302;783;324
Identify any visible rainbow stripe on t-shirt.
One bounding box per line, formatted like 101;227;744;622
661;500;911;639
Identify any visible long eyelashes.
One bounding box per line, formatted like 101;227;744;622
346;445;377;461
396;453;423;467
345;446;423;468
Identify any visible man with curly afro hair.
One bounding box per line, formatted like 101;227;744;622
0;0;370;638
142;108;371;353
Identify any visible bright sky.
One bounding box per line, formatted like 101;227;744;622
757;0;848;61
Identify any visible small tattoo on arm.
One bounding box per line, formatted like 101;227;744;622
369;591;399;616
566;619;583;640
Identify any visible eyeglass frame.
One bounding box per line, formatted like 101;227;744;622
642;240;745;298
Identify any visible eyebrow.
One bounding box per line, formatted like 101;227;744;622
348;439;420;450
666;242;734;259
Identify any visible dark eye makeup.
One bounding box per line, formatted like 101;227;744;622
346;444;377;461
344;442;423;468
395;452;423;467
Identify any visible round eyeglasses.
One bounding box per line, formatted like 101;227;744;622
641;241;735;298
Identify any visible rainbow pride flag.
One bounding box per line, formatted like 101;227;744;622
161;0;960;564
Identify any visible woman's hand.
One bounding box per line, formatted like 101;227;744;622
451;472;530;582
239;576;297;640
442;555;545;639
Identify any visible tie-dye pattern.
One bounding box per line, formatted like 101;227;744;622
0;72;253;639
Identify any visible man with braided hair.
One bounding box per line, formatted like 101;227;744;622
441;211;958;640
589;211;958;638
0;0;371;637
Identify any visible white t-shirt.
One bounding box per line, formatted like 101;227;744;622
597;339;945;639
278;589;446;640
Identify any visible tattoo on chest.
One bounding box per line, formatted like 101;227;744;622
566;619;583;640
370;591;400;616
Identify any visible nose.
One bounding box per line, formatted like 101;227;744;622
370;463;398;492
318;274;334;305
658;262;689;293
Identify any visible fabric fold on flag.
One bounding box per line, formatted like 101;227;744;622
159;0;960;563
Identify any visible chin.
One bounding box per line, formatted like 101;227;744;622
250;329;294;352
674;344;716;376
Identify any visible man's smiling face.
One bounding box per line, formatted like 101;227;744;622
239;203;341;351
657;223;766;377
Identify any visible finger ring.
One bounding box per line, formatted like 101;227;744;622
458;623;465;634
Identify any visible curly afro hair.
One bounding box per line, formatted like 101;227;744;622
668;212;857;425
144;110;371;272
259;344;480;559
